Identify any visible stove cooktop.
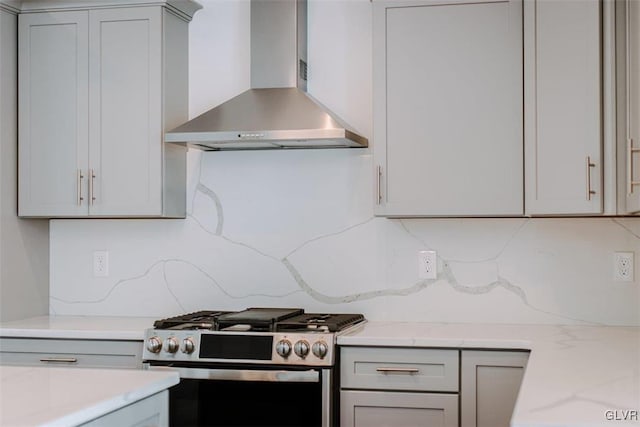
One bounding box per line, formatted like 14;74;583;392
152;308;365;333
144;308;366;366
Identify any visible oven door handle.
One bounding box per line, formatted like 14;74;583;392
149;366;320;383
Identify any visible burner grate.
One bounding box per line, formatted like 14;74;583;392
276;313;365;332
153;310;230;330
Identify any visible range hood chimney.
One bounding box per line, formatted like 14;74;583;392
164;0;368;150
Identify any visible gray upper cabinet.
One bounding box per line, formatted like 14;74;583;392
524;0;603;215
373;0;524;217
619;0;640;213
18;1;198;218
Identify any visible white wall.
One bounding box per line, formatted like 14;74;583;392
49;0;640;325
0;7;49;321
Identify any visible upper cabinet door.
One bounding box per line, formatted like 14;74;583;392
524;0;603;215
373;0;524;217
625;0;640;213
87;7;163;216
18;11;89;217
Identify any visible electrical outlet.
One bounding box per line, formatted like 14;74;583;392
93;251;109;278
418;250;437;280
614;252;634;282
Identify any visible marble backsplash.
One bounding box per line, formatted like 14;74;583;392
48;0;639;325
49;149;640;326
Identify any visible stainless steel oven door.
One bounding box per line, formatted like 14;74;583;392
145;364;334;427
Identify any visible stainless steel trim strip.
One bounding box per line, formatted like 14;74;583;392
321;369;331;427
167;367;320;383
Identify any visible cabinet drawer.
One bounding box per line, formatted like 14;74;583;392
341;347;459;392
0;338;143;369
341;390;458;427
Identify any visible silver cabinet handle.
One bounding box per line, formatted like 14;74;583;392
628;139;640;195
89;169;96;205
376;165;383;205
77;169;84;205
40;357;78;364
586;156;596;200
376;367;420;374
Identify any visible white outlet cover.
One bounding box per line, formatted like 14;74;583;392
614;251;634;282
93;251;109;278
418;250;437;280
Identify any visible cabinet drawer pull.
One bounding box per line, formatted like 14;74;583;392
586;156;596;200
77;169;84;206
376;367;419;374
40;357;78;364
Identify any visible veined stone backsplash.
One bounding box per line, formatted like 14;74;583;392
49;0;639;325
50;149;640;325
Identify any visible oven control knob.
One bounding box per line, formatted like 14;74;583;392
312;341;329;359
181;338;195;354
276;339;292;358
146;336;163;354
294;340;310;358
163;337;179;354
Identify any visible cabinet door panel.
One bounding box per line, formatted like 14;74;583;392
524;0;602;215
341;390;458;427
461;350;529;427
88;8;162;216
626;0;640;212
373;0;523;216
18;11;89;217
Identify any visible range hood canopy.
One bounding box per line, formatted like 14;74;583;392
165;0;368;150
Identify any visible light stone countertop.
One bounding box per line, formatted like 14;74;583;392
0;315;156;340
337;322;640;427
0;365;178;426
2;316;638;426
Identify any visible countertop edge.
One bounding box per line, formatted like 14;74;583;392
46;371;179;427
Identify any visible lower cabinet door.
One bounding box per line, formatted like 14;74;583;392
461;350;529;427
340;390;458;427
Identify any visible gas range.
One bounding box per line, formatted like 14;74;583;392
142;308;366;367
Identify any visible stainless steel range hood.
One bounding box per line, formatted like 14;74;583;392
165;0;368;150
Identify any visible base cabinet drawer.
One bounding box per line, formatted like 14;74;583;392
341;347;459;392
340;390;458;427
0;338;143;369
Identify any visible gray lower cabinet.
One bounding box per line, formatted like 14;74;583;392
80;390;168;427
0;337;143;369
340;347;529;427
341;390;458;427
461;350;530;427
340;347;459;427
